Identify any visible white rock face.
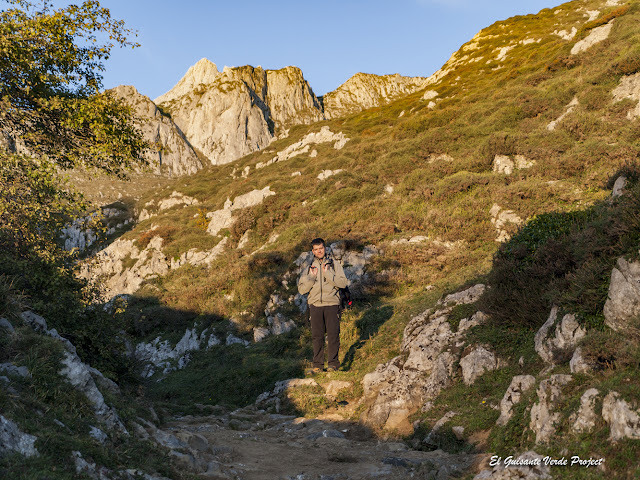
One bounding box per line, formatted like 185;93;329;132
496;375;536;426
492;154;535;175
571;21;614;55
490;204;523;243
611;175;627;199
534;307;586;364
361;285;485;432
612;72;640;119
0;414;38;458
459;346;501;385
547;96;579;131
602;391;640;441
157;62;323;165
21;311;126;433
111;85;202;176
554;27;577;40
570;347;593;374
257;126;349;169
136;327;220;377
603;257;640;331
322;72;428;119
157;191;199;211
571;388;599;433
317;169;343;181
255;378;319;406
206;186;275;236
80;235;228;300
155;58;220;105
324;380;352;398
529;374;572;444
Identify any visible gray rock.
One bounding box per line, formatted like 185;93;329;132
324;380;352;398
323;72;428;119
459;346;501;385
569;347;593;374
424;411;457;444
111;85;202;176
603;257;640;331
21;310;48;332
534;307;585;364
226;334;249;347
571;388;599;433
0;363;30;379
60;350;127;433
0;414;38;457
438;284;485;307
602;391;640;441
496;375;536;426
268;313;296;336
612;175;627;198
253;327;271;343
529;374;572;444
89;426;108;444
0;318;14;333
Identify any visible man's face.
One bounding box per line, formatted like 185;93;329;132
312;243;325;259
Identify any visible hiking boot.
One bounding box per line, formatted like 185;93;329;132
305;367;322;376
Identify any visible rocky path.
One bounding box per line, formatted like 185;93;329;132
149;405;482;480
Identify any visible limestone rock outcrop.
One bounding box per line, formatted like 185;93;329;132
490;204;523;243
21;311;127;433
603;256;640;332
571;388;599;433
571;21;614;55
602;391;640;441
459;345;502;385
322;72;428;119
361;285;485;432
156;61;323;166
206;186;275;236
492;154;535;175
496;375;536;426
612;72;640;119
110;85;202;176
0;414;38;458
534;307;586;364
530;374;572;444
79;235;228;300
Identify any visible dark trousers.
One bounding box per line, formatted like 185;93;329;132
309;305;340;369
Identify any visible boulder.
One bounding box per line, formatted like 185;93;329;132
459;346;501;385
0;318;14;333
571;21;614;55
612;73;640;119
529;374;572;444
496;375;536;426
602;391;640;441
569;347;593;374
490;204;523;243
534;307;586;364
603;257;640;331
253;327;271;343
571;388;599;433
324;380;352;398
611;175;627;198
0;414;38;457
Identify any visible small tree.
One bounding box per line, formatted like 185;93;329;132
0;0;148;175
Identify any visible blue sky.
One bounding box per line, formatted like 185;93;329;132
75;1;560;99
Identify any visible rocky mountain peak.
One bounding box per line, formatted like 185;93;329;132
154;57;220;105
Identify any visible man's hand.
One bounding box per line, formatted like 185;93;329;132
322;263;330;272
309;266;318;275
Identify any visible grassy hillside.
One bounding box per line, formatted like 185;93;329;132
113;0;638;381
8;0;639;477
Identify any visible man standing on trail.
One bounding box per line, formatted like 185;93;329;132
297;238;349;374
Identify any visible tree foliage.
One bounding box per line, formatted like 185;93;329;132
0;0;148;175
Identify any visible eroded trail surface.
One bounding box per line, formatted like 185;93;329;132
157;406;481;480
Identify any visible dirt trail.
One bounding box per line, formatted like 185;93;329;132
157;405;482;480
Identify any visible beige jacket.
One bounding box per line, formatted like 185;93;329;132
297;255;348;307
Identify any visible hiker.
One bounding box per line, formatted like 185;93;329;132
297;238;349;374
